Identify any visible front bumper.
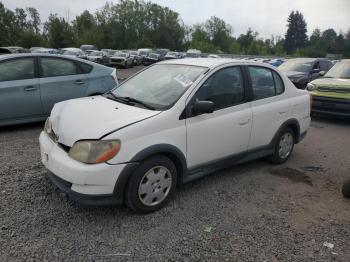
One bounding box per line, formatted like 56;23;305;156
39;131;131;205
110;60;126;66
311;95;350;117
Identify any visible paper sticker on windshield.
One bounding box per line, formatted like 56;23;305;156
174;74;193;87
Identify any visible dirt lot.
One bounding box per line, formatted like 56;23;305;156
0;66;349;261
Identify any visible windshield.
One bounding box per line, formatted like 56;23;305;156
90;51;102;56
111;64;207;110
139;51;148;55
149;53;159;59
116;53;127;57
278;60;312;72
324;61;350;78
62;50;77;55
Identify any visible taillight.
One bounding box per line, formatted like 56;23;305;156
110;69;119;85
309;94;313;110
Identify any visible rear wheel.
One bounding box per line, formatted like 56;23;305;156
125;155;177;213
268;128;295;164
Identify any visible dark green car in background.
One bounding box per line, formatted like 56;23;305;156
307;60;350;117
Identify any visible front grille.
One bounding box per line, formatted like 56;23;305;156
111;58;123;62
312;96;350;114
318;87;350;93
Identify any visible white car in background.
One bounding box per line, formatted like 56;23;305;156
110;52;133;68
39;59;311;213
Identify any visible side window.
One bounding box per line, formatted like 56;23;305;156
194;67;244;110
327;61;334;70
249;66;275;100
0;58;35;82
41;58;78;78
79;62;93;74
320;61;328;71
273;71;284;95
312;62;320;70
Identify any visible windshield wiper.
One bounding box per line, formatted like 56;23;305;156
105;92;155;110
118;96;156;110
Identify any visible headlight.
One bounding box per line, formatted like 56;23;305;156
306;83;317;91
44;117;52;134
68;140;121;164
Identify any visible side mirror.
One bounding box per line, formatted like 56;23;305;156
319;71;326;76
192;100;215;115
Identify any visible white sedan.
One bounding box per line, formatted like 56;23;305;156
39;58;311;213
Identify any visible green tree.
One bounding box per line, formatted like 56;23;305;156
284;11;307;53
44;14;75;48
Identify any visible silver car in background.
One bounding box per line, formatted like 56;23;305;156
0;54;118;126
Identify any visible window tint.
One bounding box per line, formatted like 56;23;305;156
194;67;244;110
41;58;78;77
0;58;35;82
80;62;93;74
320;61;328;71
249;66;284;100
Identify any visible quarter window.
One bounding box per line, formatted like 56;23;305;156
248;66;284;100
194;67;244;110
41;58;78;77
0;58;35;82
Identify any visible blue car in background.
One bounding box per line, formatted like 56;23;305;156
0;54;118;126
269;58;285;67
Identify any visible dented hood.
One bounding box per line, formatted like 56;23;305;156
50;96;160;146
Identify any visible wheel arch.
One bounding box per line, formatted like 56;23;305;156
112;144;187;204
270;118;301;146
130;144;187;185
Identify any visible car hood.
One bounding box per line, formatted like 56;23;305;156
87;56;100;59
284;71;308;78
311;78;350;89
50;96;161;146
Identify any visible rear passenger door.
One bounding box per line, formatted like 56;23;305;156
0;57;43;122
247;66;290;150
39;57;89;114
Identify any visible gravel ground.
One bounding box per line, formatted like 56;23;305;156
0;66;350;261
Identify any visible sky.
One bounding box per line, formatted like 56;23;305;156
2;0;350;39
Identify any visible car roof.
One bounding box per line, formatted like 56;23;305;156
287;58;328;63
0;53;85;62
159;58;266;69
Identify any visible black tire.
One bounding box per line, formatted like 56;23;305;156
268;128;295;164
125;155;177;213
342;179;350;198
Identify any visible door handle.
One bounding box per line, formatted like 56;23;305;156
278;111;287;115
24;86;37;91
74;80;85;85
239;119;250;126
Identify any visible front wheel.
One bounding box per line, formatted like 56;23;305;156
268;128;295;164
342;179;350;198
125;155;177;213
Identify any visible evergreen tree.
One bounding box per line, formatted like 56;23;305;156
284;11;307;53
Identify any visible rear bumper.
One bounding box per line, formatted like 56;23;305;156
312;95;350;117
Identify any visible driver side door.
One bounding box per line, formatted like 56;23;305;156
185;66;252;169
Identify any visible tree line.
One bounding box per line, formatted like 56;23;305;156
0;0;349;57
